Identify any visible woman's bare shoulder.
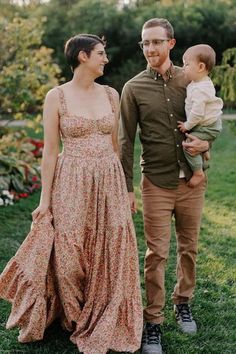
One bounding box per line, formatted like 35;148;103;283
45;82;71;104
107;85;119;97
104;85;119;104
47;82;71;96
45;87;60;100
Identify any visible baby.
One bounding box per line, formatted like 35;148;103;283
178;44;223;187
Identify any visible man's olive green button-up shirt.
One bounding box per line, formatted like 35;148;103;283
119;64;192;192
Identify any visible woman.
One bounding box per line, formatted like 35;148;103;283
0;34;143;353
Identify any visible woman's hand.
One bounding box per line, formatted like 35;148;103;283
31;202;50;223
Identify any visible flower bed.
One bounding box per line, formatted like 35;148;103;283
0;130;43;206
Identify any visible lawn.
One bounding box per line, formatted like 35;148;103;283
0;120;236;354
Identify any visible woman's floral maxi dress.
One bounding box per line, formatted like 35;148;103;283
0;86;143;354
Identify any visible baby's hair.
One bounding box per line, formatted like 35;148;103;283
184;44;216;72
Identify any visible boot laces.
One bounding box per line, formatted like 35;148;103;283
176;303;193;322
142;323;161;345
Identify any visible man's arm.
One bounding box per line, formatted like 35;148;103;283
119;83;139;192
119;83;139;212
182;133;209;156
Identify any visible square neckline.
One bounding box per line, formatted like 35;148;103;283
57;85;115;121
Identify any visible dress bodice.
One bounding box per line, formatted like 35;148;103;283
60;114;114;138
57;86;116;158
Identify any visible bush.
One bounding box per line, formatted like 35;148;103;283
0;15;61;129
0;130;42;205
212;48;236;109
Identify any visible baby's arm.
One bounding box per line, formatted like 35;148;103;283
184;88;208;130
178;120;188;133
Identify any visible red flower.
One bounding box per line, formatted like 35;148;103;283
32;183;41;190
28;138;44;158
19;193;29;198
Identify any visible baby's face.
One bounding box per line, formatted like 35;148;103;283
183;53;202;82
183;54;200;81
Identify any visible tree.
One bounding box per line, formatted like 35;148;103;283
212;47;236;105
211;47;236;136
41;0;145;89
40;0;236;91
0;15;61;125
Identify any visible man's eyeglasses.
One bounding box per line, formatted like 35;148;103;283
138;39;170;50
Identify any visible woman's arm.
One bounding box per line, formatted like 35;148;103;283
32;89;60;222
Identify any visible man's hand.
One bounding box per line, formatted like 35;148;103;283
182;133;209;156
177;121;188;133
128;192;137;214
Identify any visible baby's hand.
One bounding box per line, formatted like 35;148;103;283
177;121;187;133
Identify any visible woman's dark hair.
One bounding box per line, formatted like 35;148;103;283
64;34;105;72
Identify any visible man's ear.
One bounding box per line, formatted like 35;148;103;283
169;38;176;50
78;50;88;64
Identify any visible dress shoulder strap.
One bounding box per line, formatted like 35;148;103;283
104;85;115;114
56;87;68;117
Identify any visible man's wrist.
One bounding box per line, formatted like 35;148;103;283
127;182;134;193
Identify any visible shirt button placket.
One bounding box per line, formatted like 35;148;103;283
164;85;174;125
164;84;182;164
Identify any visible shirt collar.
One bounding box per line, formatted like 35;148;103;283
147;62;174;82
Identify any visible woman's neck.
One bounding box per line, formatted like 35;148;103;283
71;68;96;91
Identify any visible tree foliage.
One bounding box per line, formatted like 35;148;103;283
0;15;61;122
40;0;146;88
37;0;236;96
212;48;236;104
0;12;62;198
0;0;236;100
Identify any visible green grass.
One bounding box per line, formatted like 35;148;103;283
0;121;236;353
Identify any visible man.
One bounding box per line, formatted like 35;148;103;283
119;18;209;354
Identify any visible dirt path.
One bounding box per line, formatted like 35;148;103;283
0;114;235;128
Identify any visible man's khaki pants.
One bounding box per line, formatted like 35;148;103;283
141;175;206;324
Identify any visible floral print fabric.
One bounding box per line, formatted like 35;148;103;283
0;86;143;353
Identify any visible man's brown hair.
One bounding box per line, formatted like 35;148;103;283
142;18;174;39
